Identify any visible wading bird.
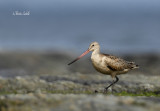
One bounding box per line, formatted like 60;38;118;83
68;42;138;93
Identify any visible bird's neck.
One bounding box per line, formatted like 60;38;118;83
92;49;100;55
91;49;100;62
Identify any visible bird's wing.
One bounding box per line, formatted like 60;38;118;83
103;54;131;71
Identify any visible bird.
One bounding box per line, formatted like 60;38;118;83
68;42;139;93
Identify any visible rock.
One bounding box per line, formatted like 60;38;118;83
139;83;155;92
0;94;160;111
0;74;160;94
0;72;160;111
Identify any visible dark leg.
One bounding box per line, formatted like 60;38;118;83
94;90;98;93
105;76;119;91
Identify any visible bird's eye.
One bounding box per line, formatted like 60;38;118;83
92;44;94;47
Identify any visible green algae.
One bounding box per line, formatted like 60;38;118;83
0;89;160;97
115;91;160;97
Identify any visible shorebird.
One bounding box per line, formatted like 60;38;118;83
68;42;138;93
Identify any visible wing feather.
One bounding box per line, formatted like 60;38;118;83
103;54;134;71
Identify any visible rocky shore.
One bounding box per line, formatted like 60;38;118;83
0;74;160;94
0;51;160;111
0;73;160;111
1;94;160;111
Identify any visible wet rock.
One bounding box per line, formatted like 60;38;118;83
0;73;160;111
0;94;160;111
0;74;160;94
139;83;155;92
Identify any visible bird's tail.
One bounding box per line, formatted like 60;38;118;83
128;62;139;69
131;64;139;69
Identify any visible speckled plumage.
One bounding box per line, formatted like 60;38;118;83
90;42;138;78
68;41;139;92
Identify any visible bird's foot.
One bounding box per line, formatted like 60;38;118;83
94;88;110;94
103;88;108;94
94;90;99;93
112;88;116;93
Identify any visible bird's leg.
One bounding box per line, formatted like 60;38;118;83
104;76;119;93
111;78;115;93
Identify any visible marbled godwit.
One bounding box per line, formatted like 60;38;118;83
68;42;139;92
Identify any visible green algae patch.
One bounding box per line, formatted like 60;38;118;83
114;91;160;97
0;89;160;97
46;90;94;94
46;90;160;97
0;91;18;95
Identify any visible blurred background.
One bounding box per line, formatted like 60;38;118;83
0;0;160;77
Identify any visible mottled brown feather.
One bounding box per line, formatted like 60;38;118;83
102;53;136;71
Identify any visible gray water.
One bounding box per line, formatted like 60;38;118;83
0;0;160;53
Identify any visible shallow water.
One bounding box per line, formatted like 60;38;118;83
0;0;160;53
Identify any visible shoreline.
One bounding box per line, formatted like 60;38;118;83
0;51;160;111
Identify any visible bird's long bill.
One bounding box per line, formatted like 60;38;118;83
68;49;90;65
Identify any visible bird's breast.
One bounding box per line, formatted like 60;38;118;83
91;54;112;74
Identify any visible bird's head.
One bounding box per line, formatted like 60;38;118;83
88;41;100;52
68;41;99;65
